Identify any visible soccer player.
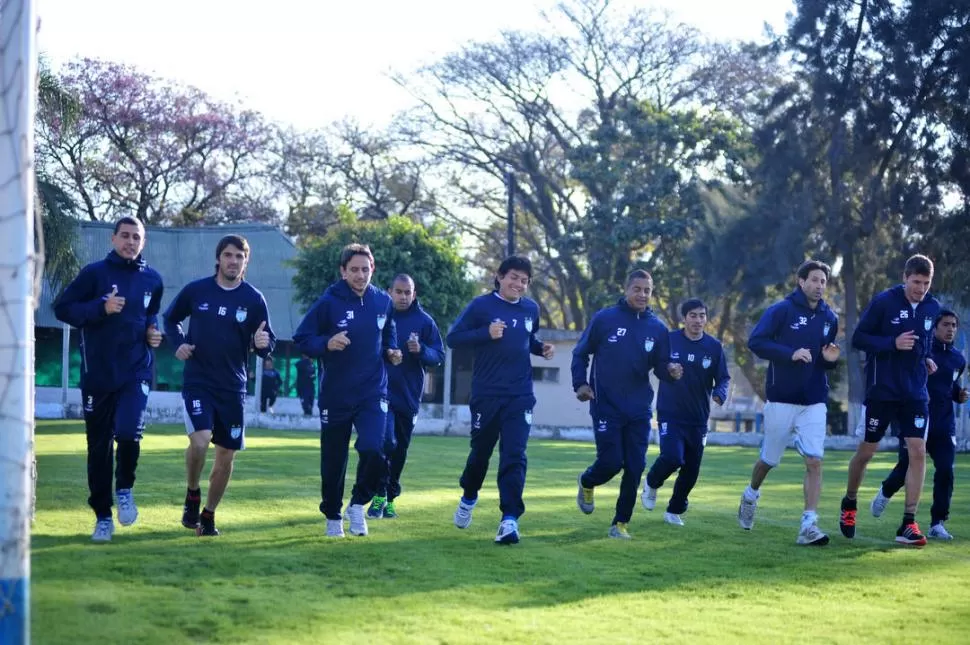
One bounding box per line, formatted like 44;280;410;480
293;243;401;538
260;356;283;413
53;216;164;542
870;309;967;540
642;299;730;527
447;256;554;545
295;353;316;417
368;274;445;519
841;254;941;546
572;270;679;539
163;234;275;536
737;260;839;546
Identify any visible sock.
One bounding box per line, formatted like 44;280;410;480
460;496;477;507
186;487;201;503
744;485;760;501
841;496;857;510
801;511;817;529
902;513;915;526
201;507;215;523
501;515;517;523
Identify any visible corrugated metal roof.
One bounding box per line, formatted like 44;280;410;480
37;221;304;339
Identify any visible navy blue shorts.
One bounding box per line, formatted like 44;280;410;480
863;399;930;443
182;387;247;450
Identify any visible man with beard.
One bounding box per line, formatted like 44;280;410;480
164;234;276;536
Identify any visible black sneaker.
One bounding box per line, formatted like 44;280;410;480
895;521;927;547
839;497;857;539
197;511;220;537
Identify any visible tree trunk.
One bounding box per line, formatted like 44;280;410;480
840;238;866;433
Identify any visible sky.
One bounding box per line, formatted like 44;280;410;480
35;0;793;131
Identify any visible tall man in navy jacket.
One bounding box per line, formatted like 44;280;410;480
294;244;402;539
368;274;445;519
54;217;164;542
164;234;276;536
738;260;840;546
842;254;942;547
642;299;730;527
448;256;555;545
870;309;968;540
572;270;679;539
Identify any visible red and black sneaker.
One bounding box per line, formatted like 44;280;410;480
197;509;220;537
895;521;927;547
840;497;857;539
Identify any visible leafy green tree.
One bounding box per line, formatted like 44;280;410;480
291;214;474;327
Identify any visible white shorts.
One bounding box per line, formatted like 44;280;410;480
760;401;827;466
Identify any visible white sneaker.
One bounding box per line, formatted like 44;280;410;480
91;518;114;542
325;519;345;538
641;486;658;511
454;498;476;529
870;488;891;518
116;489;138;526
345;504;368;536
796;523;830;546
738;493;758;530
664;512;684;526
495;518;519;544
928;523;954;540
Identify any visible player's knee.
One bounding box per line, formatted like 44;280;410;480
804;456;822;472
906;441;927;460
189;431;211;451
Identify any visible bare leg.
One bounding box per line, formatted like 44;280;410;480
206;445;236;512
749;459;773;490
186;430;211;489
804;456;822;512
846;441;879;500
903;437;927;515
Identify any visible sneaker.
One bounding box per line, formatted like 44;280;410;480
608;522;632;539
896;521;927;547
383;500;398;519
454;498;476;529
91;518;114;542
641;486;658;511
839;498;857;539
326;519;345;538
664;512;684;526
870;488;891;518
796;523;830;546
928;523;953;540
738;493;758;530
197;512;220;537
576;474;594;514
367;496;387;519
182;498;201;529
116;489;138;527
495;518;520;545
346;504;368;536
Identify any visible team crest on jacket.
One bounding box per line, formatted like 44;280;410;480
143;291;152;309
823;323;831;337
525;317;533;332
235;307;248;323
644;337;655;352
924;317;932;331
702;356;712;369
377;314;387;330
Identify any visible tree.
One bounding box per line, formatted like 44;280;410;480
291;215;475;327
397;0;753;328
36;58;274;225
751;0;970;424
36;59;81;293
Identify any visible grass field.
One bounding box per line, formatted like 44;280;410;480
32;420;970;645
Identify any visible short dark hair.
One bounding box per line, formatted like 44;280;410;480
936;309;959;327
340;243;374;269
680;298;707;318
796;260;831;281
113;216;142;234
390;273;415;289
904;254;934;278
494;256;532;289
625;269;653;287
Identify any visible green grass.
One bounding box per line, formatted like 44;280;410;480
32;420;970;644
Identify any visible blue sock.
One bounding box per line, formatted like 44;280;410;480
461;496;477;506
502;514;516;522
